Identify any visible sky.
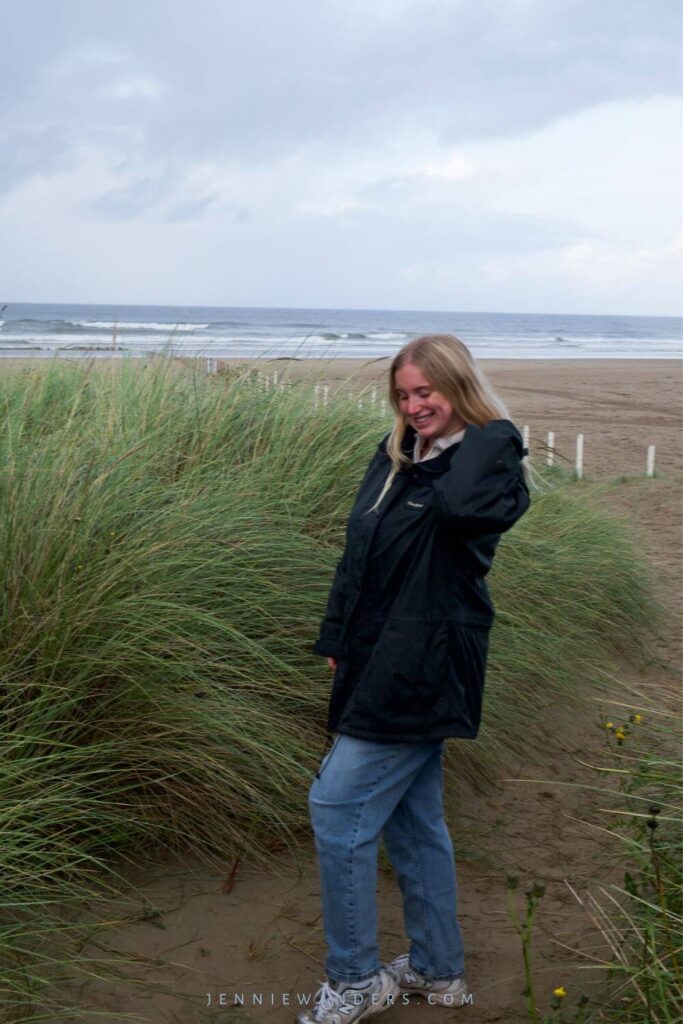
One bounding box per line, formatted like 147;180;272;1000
1;0;681;315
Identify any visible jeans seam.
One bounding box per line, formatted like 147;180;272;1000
344;749;402;978
401;799;436;979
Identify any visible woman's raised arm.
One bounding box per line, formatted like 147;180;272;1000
432;419;530;535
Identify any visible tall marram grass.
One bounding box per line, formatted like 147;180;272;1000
591;694;682;1023
545;681;681;1023
0;356;662;1020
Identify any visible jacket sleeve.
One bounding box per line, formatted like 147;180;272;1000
312;548;349;658
432;420;530;535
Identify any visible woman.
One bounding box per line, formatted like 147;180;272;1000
299;335;529;1024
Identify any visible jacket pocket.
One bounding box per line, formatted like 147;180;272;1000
356;618;448;731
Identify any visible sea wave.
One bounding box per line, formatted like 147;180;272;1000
319;331;369;340
68;320;209;331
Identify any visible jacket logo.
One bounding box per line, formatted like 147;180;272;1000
406;500;424;508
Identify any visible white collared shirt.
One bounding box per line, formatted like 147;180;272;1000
413;427;466;463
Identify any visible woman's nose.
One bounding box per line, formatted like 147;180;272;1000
406;397;423;415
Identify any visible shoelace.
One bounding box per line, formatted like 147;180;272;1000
312;981;356;1020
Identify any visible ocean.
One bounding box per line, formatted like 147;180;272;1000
0;302;680;360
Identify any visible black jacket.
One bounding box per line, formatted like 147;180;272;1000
313;419;530;743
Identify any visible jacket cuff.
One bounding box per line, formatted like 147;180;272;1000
313;638;341;658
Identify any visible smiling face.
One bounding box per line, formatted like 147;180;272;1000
393;361;466;444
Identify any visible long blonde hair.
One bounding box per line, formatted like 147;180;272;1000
369;334;510;512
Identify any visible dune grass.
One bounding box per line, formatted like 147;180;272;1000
0;355;664;1020
532;681;682;1023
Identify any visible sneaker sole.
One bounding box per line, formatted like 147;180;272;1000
296;976;401;1024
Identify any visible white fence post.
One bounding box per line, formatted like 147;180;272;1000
575;433;584;479
646;445;656;477
205;357;217;375
522;424;530;463
322;385;329;408
380;398;387;416
546;430;555;466
370;385;377;407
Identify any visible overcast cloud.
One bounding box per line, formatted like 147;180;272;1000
1;0;681;313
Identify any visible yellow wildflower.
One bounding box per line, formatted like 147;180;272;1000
604;721;614;730
633;714;643;723
615;730;626;742
553;987;567;998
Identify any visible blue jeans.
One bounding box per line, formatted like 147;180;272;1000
308;734;465;984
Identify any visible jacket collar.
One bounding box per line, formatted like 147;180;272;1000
379;425;463;474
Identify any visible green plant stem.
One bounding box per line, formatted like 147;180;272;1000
648;827;683;990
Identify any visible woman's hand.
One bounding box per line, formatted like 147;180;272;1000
326;656;337;671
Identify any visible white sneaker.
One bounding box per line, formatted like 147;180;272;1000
296;970;400;1024
384;954;469;1006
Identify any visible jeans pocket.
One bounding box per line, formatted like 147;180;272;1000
315;735;341;780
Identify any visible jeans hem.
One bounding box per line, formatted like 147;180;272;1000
325;966;382;985
411;963;466;982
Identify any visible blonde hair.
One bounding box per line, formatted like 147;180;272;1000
369;334;510;512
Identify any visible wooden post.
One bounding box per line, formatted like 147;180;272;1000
322;385;329;408
547;431;555;466
575;434;584;479
205;357;217;375
646;445;656;477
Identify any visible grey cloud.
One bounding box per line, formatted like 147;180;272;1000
344;197;584;256
90;176;167;220
2;0;680;191
0;125;74;193
354;172;585;251
163;193;221;222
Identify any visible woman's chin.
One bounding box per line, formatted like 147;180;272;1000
413;423;438;438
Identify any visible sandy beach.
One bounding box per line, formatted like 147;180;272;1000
34;353;680;1024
